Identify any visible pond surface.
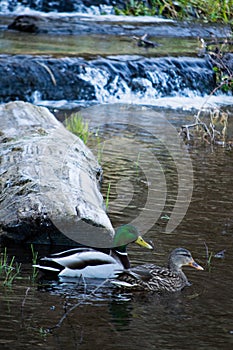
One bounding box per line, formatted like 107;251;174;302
0;30;199;58
1;4;233;349
1;104;233;350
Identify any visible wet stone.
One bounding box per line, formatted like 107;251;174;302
0;101;114;246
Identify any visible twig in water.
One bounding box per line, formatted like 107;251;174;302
21;287;31;326
180;107;229;146
22;287;31;309
204;241;209;260
48;279;110;332
36;61;57;86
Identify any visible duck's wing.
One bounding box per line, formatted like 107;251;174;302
112;263;155;289
122;264;155;281
36;248;118;272
49;247;95;257
112;264;184;292
142;264;188;292
151;268;188;292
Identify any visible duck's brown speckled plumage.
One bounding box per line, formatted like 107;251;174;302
113;248;203;292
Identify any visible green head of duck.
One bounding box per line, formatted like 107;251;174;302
113;224;153;252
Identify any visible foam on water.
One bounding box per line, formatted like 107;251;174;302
0;0;173;24
35;92;233;111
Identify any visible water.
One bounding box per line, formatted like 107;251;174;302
1;104;233;349
1;2;232;109
0;31;199;58
1;2;233;349
1;53;233;109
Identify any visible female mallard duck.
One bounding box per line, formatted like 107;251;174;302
33;224;153;279
112;247;203;292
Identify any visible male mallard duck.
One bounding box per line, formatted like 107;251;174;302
112;247;203;292
33;224;153;279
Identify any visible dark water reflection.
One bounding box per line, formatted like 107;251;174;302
1;104;233;349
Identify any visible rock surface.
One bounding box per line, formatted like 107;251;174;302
0;101;114;246
6;13;231;37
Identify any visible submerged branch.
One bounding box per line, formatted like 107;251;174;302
47;279;110;332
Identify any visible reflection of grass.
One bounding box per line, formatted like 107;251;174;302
65;113;91;144
0;248;21;287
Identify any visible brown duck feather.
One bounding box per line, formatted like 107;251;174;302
112;248;203;292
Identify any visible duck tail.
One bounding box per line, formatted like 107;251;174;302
33;264;60;273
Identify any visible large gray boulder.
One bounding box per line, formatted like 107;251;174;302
0;101;114;247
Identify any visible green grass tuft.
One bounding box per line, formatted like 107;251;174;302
31;244;39;281
65;113;92;144
0;248;21;287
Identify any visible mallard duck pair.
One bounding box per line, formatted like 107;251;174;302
33;224;153;279
112;247;203;292
34;225;203;292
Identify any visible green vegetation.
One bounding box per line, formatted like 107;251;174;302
202;38;233;94
64;114;111;208
92;128;105;164
115;0;233;23
0;248;21;287
0;245;39;287
212;62;233;94
105;182;111;210
180;36;232;147
65;113;92;144
31;244;39;281
115;0;156;16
